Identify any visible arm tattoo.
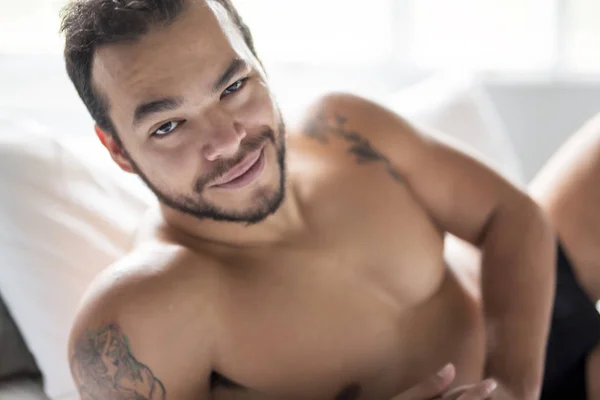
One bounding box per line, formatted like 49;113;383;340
304;112;403;183
71;323;166;400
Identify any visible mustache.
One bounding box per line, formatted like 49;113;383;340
195;127;276;192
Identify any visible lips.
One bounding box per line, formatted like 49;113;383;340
208;148;263;188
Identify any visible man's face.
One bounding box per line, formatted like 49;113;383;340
92;0;286;224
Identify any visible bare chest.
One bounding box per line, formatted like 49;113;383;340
206;158;485;398
210;220;484;398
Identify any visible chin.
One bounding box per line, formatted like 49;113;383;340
198;184;285;225
209;172;286;224
213;150;286;224
140;131;287;224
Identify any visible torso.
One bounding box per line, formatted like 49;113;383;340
114;103;487;399
128;131;487;399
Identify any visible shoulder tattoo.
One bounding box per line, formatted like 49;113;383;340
71;323;166;400
304;111;403;183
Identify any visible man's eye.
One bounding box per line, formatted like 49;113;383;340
152;121;181;137
222;78;247;97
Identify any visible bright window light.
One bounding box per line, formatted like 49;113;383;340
234;0;394;66
0;0;598;74
566;0;600;72
0;0;64;54
407;0;556;71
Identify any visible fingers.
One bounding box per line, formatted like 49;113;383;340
455;379;497;400
392;363;456;400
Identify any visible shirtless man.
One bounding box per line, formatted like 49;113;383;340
59;0;599;399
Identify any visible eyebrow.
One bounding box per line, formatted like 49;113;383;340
133;97;185;128
212;58;249;95
131;59;249;129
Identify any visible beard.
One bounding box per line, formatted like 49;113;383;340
125;122;287;225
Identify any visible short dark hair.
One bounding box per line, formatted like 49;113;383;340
60;0;258;137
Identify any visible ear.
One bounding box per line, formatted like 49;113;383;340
94;125;135;174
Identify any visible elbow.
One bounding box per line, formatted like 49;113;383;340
523;194;557;253
481;191;556;252
503;191;556;248
507;194;558;280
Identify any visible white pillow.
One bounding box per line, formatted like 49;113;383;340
384;72;524;186
0;115;151;399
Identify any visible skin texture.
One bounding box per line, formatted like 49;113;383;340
68;1;557;399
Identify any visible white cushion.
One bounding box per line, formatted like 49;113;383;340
0;115;151;399
384;72;524;186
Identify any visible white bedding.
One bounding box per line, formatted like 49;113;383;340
0;116;152;399
0;378;50;400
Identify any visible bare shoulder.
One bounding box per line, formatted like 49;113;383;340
302;92;415;132
69;241;217;399
293;92;430;177
73;240;216;323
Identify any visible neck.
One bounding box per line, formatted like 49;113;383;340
158;177;306;248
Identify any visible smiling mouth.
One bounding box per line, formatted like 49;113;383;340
208;146;266;190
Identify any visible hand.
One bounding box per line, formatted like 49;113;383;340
443;381;517;400
440;381;499;400
391;364;498;400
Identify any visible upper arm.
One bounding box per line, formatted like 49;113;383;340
69;266;214;400
306;93;533;245
69;322;171;400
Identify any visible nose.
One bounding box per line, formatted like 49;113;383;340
202;110;247;161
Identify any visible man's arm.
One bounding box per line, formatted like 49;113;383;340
68;262;214;400
306;93;556;400
70;323;168;400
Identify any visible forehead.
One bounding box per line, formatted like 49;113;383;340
92;0;251;114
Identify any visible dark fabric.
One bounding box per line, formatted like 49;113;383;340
541;242;600;400
0;296;41;382
542;356;587;400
